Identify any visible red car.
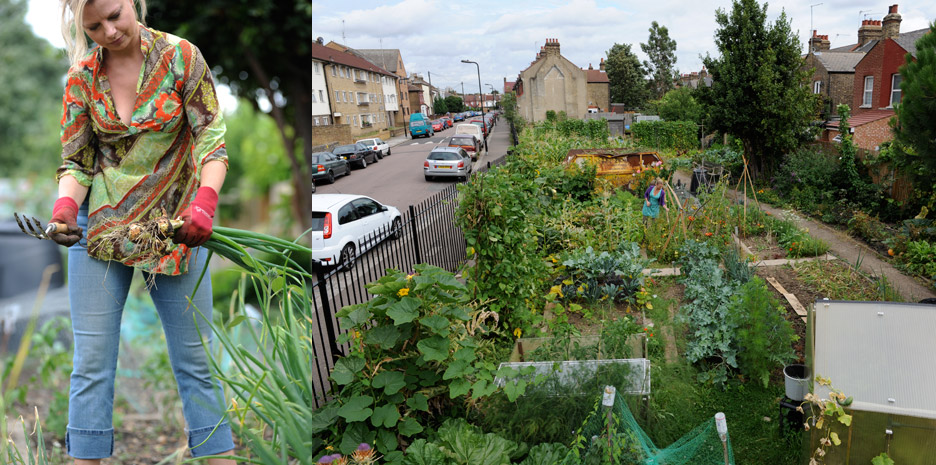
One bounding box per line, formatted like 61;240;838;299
431;120;444;131
448;134;481;160
440;117;453;128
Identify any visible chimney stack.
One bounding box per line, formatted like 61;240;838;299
858;19;883;46
543;38;561;57
599;57;605;71
882;4;902;39
809;30;832;52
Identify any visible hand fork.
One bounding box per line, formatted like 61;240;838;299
13;212;67;240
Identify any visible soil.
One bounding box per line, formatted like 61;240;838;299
743;234;790;261
754;265;817;363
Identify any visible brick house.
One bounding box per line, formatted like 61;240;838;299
803;32;869;120
311;41;398;138
407;74;436;116
584;59;610;112
820;5;928;151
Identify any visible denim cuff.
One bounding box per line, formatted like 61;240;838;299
66;426;114;459
188;421;235;457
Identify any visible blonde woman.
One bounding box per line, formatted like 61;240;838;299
51;0;235;462
642;178;669;223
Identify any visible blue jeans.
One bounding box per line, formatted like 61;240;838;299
66;205;234;459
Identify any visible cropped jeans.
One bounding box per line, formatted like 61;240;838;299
66;204;234;459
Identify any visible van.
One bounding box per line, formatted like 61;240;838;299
455;124;486;150
409;113;434;138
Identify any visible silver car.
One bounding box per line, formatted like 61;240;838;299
424;146;472;182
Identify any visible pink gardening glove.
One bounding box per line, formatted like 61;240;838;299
173;186;218;247
48;197;83;247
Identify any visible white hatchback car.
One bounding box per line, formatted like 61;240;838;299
356;138;390;158
308;194;402;269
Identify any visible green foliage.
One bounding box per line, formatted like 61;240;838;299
456;159;550;331
772;146;837;207
434;96;449;115
552;243;649;307
322;265;505;456
401;418;559;465
0;0;69;176
891;22;936;197
631;121;699;151
847;210;888;244
501;92;525;133
640;21;678;100
903;240;936;278
444;95;465;113
653;87;703;125
833;105;884;213
871;452;895;465
698;0;819;179
605;43;649;109
725;277;795;387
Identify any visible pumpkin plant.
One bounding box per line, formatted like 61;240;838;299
318;265;516;459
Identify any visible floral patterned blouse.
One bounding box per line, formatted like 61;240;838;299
57;25;227;276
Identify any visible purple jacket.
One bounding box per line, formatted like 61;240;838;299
644;186;666;207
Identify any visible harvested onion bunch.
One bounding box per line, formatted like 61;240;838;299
112;210;316;279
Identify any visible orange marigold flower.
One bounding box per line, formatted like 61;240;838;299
397;288;410;297
705;232;713;237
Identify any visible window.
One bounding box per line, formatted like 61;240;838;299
311;92;317;103
335;90;340;101
319;90;324;101
314;62;321;74
863;76;874;107
352;198;380;218
890;74;902;106
322;117;329;126
813;80;821;94
313;117;319;126
338;204;358;225
331;66;336;77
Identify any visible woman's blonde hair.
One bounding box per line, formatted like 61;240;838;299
60;0;147;66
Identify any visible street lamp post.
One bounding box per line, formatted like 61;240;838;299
461;59;486;145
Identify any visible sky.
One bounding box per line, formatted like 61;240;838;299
311;0;934;94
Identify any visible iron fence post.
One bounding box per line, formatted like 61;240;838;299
315;264;342;361
408;205;423;264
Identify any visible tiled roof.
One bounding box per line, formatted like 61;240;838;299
586;69;609;83
826;109;894;129
830;40;877;53
311;42;395;77
894;28;931;58
815;52;865;72
355;49;401;73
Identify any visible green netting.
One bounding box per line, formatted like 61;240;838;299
561;387;735;465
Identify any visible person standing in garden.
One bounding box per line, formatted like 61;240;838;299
642;178;669;223
50;0;235;463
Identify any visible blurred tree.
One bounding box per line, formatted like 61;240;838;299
444;95;464;113
0;0;68;176
640;21;678;99
655;87;702;124
433;96;448;115
697;0;818;180
605;43;649;110
147;0;315;228
891;22;936;204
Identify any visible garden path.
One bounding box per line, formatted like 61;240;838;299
672;171;936;302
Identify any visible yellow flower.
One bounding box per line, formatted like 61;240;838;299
406;274;415;280
398;288;410;297
354;330;362;339
513;328;523;338
646;302;653;310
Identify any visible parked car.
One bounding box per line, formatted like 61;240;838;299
454;123;486;150
410;113;433;138
308;194;402;269
453;113;465;122
424;146;473;182
470;120;488;138
440;117;453;129
332;143;379;169
448;134;482;160
356;138;390;157
309;151;351;184
431;120;444;132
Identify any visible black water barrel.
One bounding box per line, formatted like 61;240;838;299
0;219;65;298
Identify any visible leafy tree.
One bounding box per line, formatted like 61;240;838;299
655;87;703;124
697;0;819;180
147;1;316;228
640;21;678;99
891;22;936;203
443;95;464;113
605;43;649;110
433;96;448;115
0;0;68;175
